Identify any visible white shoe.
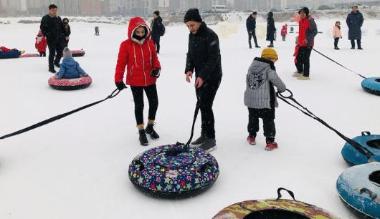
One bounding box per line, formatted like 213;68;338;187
293;72;303;77
297;75;310;80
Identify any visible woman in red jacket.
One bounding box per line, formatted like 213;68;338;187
114;17;161;146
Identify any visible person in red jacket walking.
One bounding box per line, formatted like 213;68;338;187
35;30;47;57
281;24;288;41
293;7;318;80
114;17;161;146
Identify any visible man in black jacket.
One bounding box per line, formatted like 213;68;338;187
246;11;260;49
151;10;164;54
184;8;222;152
40;4;65;73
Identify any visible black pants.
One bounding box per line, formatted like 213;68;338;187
131;84;159;126
48;40;64;69
334;38;340;48
196;81;220;139
248;108;275;142
152;36;161;54
248;31;259;48
295;47;312;77
351;39;362;49
39;52;46;57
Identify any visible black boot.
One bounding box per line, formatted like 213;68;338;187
146;124;159;140
54;62;60;68
138;129;149;146
191;134;206;145
199;137;216;152
49;67;56;73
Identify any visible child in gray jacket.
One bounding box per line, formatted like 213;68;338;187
244;48;286;151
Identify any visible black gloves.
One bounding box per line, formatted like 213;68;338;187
151;69;161;78
115;81;127;90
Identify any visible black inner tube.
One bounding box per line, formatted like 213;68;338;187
369;171;380;186
375;79;380;83
243;209;310;219
367;140;380;149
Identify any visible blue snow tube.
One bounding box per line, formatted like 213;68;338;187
362;77;380;96
0;50;21;59
341;131;380;166
337;162;380;219
128;143;219;198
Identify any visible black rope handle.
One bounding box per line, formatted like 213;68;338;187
276;188;296;201
0;89;121;140
360;188;377;200
362;131;372;136
185;101;200;147
277;89;374;160
313;48;367;79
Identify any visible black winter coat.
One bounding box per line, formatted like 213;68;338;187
40;15;65;44
266;14;276;41
346;11;364;40
246;16;256;32
63;24;71;37
151;16;164;39
185;22;222;83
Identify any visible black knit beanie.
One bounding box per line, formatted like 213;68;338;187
184;8;202;23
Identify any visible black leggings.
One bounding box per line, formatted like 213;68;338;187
334;38;339;48
131;84;158;125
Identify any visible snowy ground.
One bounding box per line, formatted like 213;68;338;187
1;18;380;219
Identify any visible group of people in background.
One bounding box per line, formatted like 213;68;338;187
246;5;364;81
1;4;366;152
40;4;71;73
332;6;364;50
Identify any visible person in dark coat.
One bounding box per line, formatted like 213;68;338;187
40;4;65;73
184;8;222;152
346;5;364;50
266;12;276;47
246;11;260;49
62;18;71;47
95;26;100;36
151;10;164;54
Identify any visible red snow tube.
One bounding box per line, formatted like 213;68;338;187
72;49;85;57
48;76;92;90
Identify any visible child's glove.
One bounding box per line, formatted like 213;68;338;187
115;81;127;90
151;69;161;78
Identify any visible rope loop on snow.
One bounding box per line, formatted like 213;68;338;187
0;89;121;141
277;89;374;159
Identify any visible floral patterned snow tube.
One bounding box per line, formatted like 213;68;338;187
128;143;219;198
48;76;92;90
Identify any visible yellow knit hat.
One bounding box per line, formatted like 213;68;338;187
261;48;278;61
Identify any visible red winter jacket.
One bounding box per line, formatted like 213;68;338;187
298;16;318;48
281;25;288;36
115;17;161;87
0;46;11;52
35;34;47;53
298;18;309;47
